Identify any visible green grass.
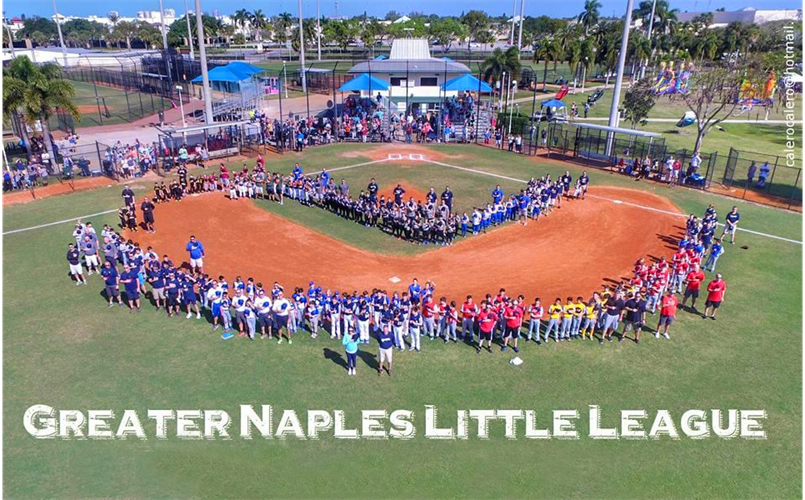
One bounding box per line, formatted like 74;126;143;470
3;143;802;499
66;81;173;129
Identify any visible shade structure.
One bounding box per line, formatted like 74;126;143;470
541;99;566;108
374;54;389;60
338;73;390;92
192;64;259;84
441;74;493;92
226;61;265;76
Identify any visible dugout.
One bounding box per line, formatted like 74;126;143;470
545;121;665;169
156;120;263;168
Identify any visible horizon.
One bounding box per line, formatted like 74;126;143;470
3;0;802;21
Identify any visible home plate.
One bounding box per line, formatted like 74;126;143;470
389;276;402;284
388;153;402;160
613;200;623;204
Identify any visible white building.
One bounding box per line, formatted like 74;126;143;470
347;39;472;114
677;7;802;28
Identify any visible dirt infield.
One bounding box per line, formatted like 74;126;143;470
126;186;683;302
2;176;116;206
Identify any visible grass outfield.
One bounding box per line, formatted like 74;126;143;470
66;81;173;128
3;144;802;499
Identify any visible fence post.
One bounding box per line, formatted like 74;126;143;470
767;155;779;193
788;168;801;210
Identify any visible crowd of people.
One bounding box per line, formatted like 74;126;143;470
65;161;737;375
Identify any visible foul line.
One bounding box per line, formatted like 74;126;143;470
424;159;803;246
2;158;392;237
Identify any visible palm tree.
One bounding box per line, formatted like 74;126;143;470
481;46;521;85
107;12;119;27
275;12;293;45
232;9;251;40
3;56;79;163
628;32;651;83
251;9;268;41
565;39;581;91
578;0;602;36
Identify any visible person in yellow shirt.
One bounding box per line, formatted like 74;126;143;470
560;296;575;340
545;298;563;342
580;294;600;340
572;296;585;338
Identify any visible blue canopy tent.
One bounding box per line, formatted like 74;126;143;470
338;73;390;92
374;54;388;60
441;74;493;92
540;98;567;121
192;63;261;94
540;99;566;108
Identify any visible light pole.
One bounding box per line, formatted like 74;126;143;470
298;0;307;93
52;0;68;67
640;0;657;79
195;0;213;124
316;0;321;61
606;0;635;156
509;0;516;45
283;60;289;98
517;0;525;51
176;85;187;140
158;0;172;87
508;80;517;134
183;0;195;60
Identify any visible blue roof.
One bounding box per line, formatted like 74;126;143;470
374;54;388;60
338;73;389;92
541;99;566;108
191;62;263;84
441;74;493;92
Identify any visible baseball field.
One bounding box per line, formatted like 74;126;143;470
3;143;802;498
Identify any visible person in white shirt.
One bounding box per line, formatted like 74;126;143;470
272;292;292;344
206;281;224;331
232;289;249;337
254;287;273;339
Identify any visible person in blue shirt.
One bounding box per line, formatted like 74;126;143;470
165;273;181;317
518;191;531;225
292;163;303;181
492;185;503;204
722;206;740;245
119;263;141;311
705;237;726;273
441;187;453;212
408;278;422;305
181;275;201;319
342;327;360;376
185;235;205;275
377;324;395;377
100;260;122;307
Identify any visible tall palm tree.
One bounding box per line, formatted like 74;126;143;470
577;0;602;36
3;56;79;163
275;12;293;45
232;9;251;40
482;46;522;103
565;39;582;91
251;9;268;41
578;37;596;92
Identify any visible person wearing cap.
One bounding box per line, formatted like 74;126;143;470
147;261;166;311
377;323;394;376
619;291;642;343
206;280;224;331
164;271;181;317
66;243;87;286
657;290;678;340
100;260;122;307
476;300;498;353
307;292;322;338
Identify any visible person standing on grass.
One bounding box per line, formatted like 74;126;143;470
703;274;727;320
120;263;141;312
377;324;394;376
527;298;544;343
705;238;725;273
141;197;156;233
682;264;706;312
461;295;479;343
66;243;87;286
619;292;641;343
181;274;201;320
722;207;740;245
122;186;135;208
601;291;624;344
82;235;100;276
343;326;360;376
165;272;181;317
186;236;205;275
501;298;523;353
100;260;122;307
476;301;498;354
656;290;678;340
272;291;292;344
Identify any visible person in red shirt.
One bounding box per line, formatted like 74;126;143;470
460;295;479;343
704;274;727;320
682;264;706;311
422;296;436;339
656;291;678;339
501;298;524;353
476;301;498;354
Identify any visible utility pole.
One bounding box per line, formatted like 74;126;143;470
183;0;195;59
158;0;172;86
605;0;635;156
195;0;213;124
52;0;68;67
517;0;525;51
298;0;307;93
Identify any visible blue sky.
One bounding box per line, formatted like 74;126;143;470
4;0;801;20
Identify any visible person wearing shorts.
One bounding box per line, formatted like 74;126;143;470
186;235;205;275
141;197;156;233
254;287;273;339
147;263;166;311
82;235;100;275
206;280;224;331
682;265;706;311
501;298;523;353
164;272;181;317
66;243;87;285
476;301;498;354
120;263;141;312
722;207;740;245
704;274;727;320
232;289;249;337
100;260;122;307
272;292;292;344
601;292;624;344
619;292;642;344
657;291;678;339
377;324;394;376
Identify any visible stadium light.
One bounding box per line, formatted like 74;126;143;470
51;0;68;67
605;0;635;156
195;0;214;124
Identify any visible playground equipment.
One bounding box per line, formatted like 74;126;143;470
265;76;280;95
736;70;777;112
677;110;696;127
653;61;692;95
586;88;605;106
555;84;569;100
